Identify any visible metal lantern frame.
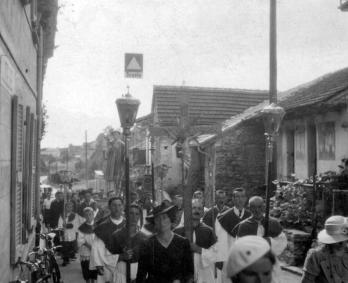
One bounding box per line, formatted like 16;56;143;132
339;0;348;11
115;89;140;283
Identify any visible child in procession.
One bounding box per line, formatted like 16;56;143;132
78;207;98;283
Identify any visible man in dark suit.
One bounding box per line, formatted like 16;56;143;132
202;189;229;229
231;196;287;256
214;188;251;282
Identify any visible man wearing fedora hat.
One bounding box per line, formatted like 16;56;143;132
302;215;348;283
136;202;194;283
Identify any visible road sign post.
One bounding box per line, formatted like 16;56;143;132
124;53;143;78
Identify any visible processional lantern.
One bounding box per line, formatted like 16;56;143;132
339;0;348;11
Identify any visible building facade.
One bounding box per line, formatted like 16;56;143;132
277;68;348;180
0;0;57;280
150;85;269;198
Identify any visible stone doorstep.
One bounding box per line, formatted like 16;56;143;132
280;262;303;277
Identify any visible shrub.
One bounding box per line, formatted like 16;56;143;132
271;181;312;229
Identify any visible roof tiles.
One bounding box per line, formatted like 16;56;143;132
152;85;268;126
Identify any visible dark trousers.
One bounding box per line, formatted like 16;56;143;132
62;240;75;262
81;260;98;280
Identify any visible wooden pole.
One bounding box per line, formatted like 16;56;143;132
265;0;277;237
124;128;131;283
270;0;277;104
85;130;88;189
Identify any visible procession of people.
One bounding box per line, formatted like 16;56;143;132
40;185;348;283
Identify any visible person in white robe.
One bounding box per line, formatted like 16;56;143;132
89;197;126;283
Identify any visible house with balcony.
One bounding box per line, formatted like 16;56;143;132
0;0;57;280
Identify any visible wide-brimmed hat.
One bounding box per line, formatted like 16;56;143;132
146;203;177;223
225;236;271;277
318;215;348;244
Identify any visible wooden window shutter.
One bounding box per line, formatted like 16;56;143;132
31;116;37;221
22;106;31;242
10;96;24;264
27;113;35;229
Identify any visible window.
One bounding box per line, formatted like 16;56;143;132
318;122;336;160
10;96;24;264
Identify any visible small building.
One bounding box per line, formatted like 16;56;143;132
150;85;269;194
277;67;348;180
0;0;58;280
195;67;348;206
197;102;269;205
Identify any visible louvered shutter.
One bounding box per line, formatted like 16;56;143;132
10;96;24;264
22;106;31;242
31;116;37;222
27;113;35;229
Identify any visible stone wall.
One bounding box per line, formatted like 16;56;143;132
282;229;311;266
0;2;38;281
213;120;266;197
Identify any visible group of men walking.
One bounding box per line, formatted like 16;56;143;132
59;186;287;283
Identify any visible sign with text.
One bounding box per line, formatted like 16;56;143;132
125;53;143;78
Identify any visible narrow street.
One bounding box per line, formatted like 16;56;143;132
59;258;302;283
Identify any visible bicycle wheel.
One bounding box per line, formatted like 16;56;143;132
49;256;62;283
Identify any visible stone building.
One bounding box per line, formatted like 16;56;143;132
149;85;268;196
0;0;57;280
197;102;269;205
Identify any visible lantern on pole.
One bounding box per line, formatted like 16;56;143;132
115;87;140;283
261;103;285;237
339;0;348;11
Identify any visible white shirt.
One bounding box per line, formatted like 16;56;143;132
110;216;124;225
232;207;245;219
43;198;52;209
255;221;287;256
62;213;79;242
193;230;217;283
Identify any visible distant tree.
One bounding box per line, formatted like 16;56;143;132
88;160;99;178
60;149;69;163
75;159;84;172
40;157;49;175
40;103;48;139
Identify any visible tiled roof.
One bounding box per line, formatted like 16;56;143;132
279;67;348;110
152;85;268;127
198;101;268;145
198;67;348;146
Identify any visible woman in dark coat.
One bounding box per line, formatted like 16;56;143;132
136;203;194;283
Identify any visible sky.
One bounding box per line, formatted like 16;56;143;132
41;0;348;148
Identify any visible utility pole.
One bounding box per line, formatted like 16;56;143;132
85;130;88;189
66;147;69;171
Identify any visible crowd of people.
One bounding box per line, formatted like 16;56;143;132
40;186;348;283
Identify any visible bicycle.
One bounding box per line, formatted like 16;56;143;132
37;230;63;283
9;257;50;283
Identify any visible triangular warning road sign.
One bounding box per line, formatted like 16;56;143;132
127;57;142;71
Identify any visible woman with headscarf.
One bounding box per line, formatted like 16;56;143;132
136;202;194;283
225;235;276;283
301;215;348;283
